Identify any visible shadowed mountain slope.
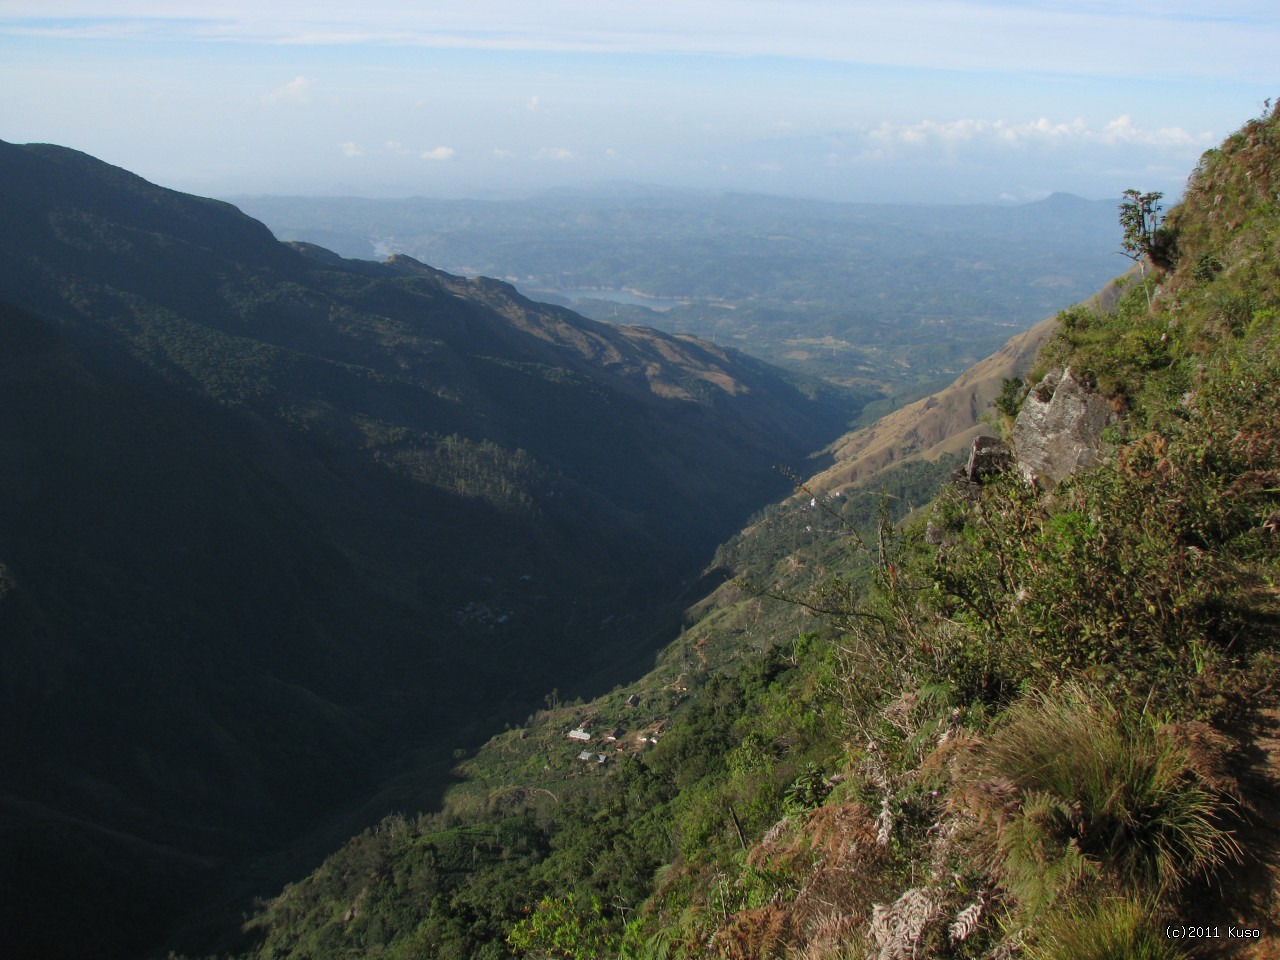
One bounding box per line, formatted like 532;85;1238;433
0;140;852;959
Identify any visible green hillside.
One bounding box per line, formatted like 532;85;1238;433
225;102;1280;960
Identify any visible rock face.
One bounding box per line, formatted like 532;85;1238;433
944;434;1012;496
1011;367;1113;486
928;435;1013;543
963;435;1012;483
800;270;1133;500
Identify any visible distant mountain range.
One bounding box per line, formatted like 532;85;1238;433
230;189;1124;387
0;140;854;959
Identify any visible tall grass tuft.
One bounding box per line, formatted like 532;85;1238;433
1023;896;1190;960
960;686;1240;906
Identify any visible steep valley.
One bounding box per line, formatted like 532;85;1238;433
220;103;1280;960
7;99;1280;960
0;139;850;959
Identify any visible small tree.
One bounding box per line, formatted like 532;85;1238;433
994;376;1026;420
1117;189;1164;276
1117;189;1171;308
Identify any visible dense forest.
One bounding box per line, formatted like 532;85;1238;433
216;103;1280;959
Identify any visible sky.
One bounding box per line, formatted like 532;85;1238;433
1;1;1277;203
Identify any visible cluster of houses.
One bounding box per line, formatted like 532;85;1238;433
567;726;609;765
564;694;667;766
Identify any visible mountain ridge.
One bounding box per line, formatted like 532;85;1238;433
230;187;1122;388
0;139;853;960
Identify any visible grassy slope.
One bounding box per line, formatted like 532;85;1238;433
666;100;1280;960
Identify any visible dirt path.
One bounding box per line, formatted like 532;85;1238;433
1219;708;1280;960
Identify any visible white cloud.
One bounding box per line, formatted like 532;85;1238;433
4;3;1261;202
864;115;1212;151
263;75;310;104
1098;114;1208;147
420;146;456;161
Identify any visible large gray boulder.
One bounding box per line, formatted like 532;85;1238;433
1011;368;1113;487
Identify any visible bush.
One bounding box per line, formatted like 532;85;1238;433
994;376;1026;419
927;339;1280;715
507;894;621;959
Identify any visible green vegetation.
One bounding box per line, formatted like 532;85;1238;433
224;102;1280;960
965;688;1238;901
231;640;844;960
1118;189;1167;276
1023;898;1191;960
993;375;1026;420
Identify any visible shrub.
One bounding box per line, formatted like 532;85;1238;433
927;341;1280;714
993;376;1026;419
507;894;621;959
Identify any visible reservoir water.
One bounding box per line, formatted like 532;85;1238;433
520;287;689;311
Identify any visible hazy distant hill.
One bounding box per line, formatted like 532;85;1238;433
0;140;851;959
231;190;1122;387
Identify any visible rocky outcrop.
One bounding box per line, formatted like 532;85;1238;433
928;435;1012;542
799;314;1058;496
799;271;1133;500
1011;367;1113;487
945;434;1012;494
963;435;1012;483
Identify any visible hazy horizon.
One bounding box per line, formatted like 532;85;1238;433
3;2;1277;204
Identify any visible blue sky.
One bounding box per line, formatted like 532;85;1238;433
1;1;1276;202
